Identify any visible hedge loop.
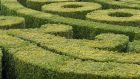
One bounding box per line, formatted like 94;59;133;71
2;0;140;79
42;2;102;19
26;0;79;10
91;0;140;9
86;9;140;26
40;24;73;38
0;16;25;29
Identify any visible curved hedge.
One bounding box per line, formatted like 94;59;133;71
6;29;140;64
86;9;140;26
40;24;73;38
1;0;140;79
26;0;79;10
2;0;140;40
0;16;25;29
82;0;140;9
128;40;140;53
1;34;140;79
2;28;140;79
0;49;2;79
42;2;102;19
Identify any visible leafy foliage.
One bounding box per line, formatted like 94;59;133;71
0;0;140;79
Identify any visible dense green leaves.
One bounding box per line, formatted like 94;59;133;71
1;0;140;79
42;2;101;19
0;16;25;29
26;0;78;10
83;0;140;9
86;9;140;26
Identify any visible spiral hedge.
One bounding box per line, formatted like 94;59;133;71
1;0;140;79
86;9;140;26
0;16;25;29
40;24;73;38
82;0;140;9
26;0;79;10
42;2;102;19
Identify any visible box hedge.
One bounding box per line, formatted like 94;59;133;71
128;40;140;53
0;49;2;79
86;9;140;27
1;0;140;40
26;0;79;10
40;24;73;38
1;0;140;79
5;29;140;65
42;2;102;19
0;16;25;29
82;0;140;9
0;30;138;79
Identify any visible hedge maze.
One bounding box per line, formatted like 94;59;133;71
1;0;140;79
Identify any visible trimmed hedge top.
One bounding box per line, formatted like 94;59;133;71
0;16;25;29
42;2;102;18
1;0;140;79
90;0;140;9
1;36;140;79
26;0;79;10
42;2;101;12
40;24;73;38
2;27;140;79
86;9;140;26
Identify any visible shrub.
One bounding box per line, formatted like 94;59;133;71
2;0;140;40
128;40;140;53
0;16;25;29
86;9;140;27
0;28;139;79
0;29;139;79
1;0;140;79
26;0;79;10
42;2;102;19
40;24;73;38
0;49;2;79
6;29;140;64
83;0;140;9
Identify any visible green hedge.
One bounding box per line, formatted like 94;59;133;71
86;9;140;27
12;26;129;51
0;33;30;79
27;24;73;38
0;16;25;29
0;30;138;79
42;2;101;19
128;40;140;53
26;0;79;10
0;49;2;79
82;0;140;9
40;24;73;38
2;0;140;40
1;0;140;78
6;29;140;65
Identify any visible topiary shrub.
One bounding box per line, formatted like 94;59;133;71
1;0;140;79
82;0;140;9
26;0;79;10
0;16;25;29
1;0;140;40
128;40;140;53
42;2;102;19
0;49;2;79
86;9;140;27
2;28;140;79
39;24;73;38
